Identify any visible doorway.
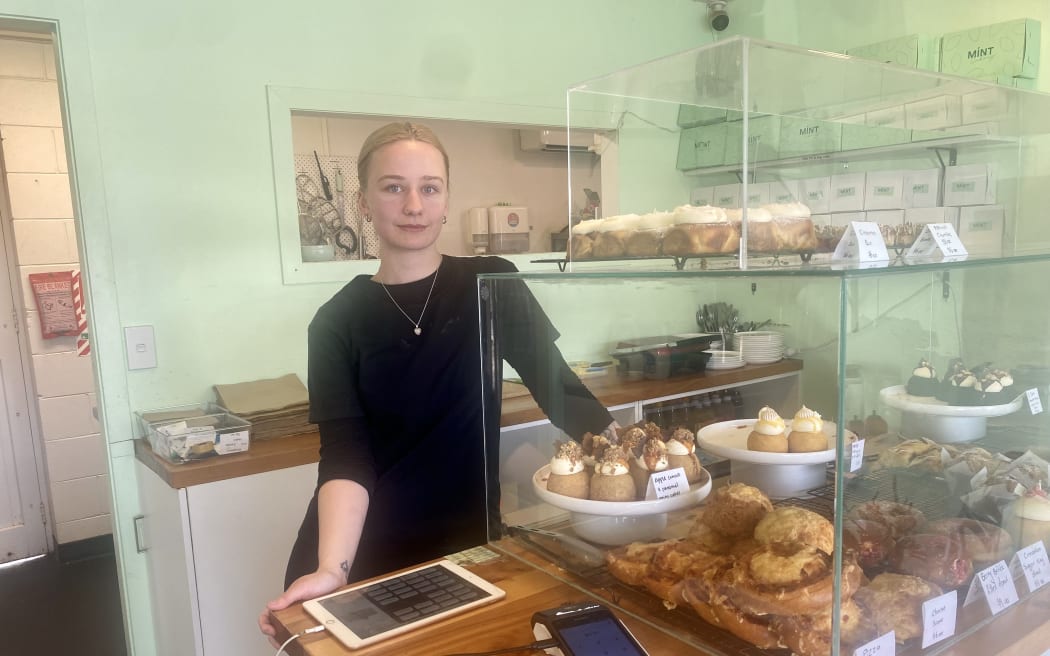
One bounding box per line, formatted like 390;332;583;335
0;169;47;564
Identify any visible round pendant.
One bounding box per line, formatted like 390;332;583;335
414;327;422;336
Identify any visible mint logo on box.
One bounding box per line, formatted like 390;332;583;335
696;140;711;150
874;186;894;196
968;46;995;61
837;187;857;198
913;183;930;194
799;126;820;136
953;181;977;192
968;220;993;231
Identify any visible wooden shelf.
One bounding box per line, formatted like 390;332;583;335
136;360;802;489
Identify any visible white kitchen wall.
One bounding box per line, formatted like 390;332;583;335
0;34;107;544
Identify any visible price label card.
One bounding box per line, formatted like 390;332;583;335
646;467;690;500
964;560;1019;614
1027;388;1044;415
854;631;895;656
905;222;969;260
850;439;866;472
1014;541;1050;592
833;222;890;263
922;590;957;648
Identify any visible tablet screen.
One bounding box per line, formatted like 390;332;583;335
314;562;496;640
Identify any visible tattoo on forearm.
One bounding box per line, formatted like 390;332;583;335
340;560;350;582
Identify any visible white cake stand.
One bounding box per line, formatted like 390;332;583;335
697;419;853;499
879;385;1023;443
532;466;712;545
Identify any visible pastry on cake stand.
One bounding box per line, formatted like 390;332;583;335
879;385;1023;443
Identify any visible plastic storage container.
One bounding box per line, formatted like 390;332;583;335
138;403;251;464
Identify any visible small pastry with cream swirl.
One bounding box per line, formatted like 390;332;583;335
590;445;637;501
667;427;705;484
630;435;670;499
747;406;787;453
546;440;590;499
788;406;828;453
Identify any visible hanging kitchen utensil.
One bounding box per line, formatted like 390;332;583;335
335;227;358;255
314;150;333;200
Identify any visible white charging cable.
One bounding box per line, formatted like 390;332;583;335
275;625;326;656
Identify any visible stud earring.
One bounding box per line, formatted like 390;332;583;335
364;215;372;223
442;216;447;224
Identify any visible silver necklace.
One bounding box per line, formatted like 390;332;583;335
379;266;439;336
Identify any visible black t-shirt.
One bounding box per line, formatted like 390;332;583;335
298;255;612;581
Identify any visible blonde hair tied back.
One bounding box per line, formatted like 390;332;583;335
357;121;450;191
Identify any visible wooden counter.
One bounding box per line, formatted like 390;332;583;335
136;360;802;489
269;540;713;656
501;359;801;426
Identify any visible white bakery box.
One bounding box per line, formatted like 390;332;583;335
943;163;997;206
138;403;251;464
799;177;831;214
957;205;1005;255
830;173;866;212
863;171;905;210
768;180;800;204
690;186;715;206
903;168;941;208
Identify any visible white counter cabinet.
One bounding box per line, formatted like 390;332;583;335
135;459;315;656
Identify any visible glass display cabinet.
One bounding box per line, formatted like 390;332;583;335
562;36;1050;269
482;38;1050;656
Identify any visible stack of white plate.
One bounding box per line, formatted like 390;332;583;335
734;331;785;364
705;350;745;370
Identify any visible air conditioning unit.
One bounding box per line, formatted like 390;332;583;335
518;128;596;153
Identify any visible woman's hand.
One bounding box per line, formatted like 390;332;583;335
258;568;346;647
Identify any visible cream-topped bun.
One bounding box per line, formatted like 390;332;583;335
952;370;978;389
667;427;696;455
672;204;727;224
549;440;586;476
789;406;828;453
572;218;603;235
637;210;675;231
912;360;936;379
791;406;823;433
599;214;640;232
748;406;788;452
595;445;631;476
726;207;773;223
635;438;669;473
761;202;812;219
753;406;786;435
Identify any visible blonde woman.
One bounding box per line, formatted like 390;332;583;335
260;122;613;644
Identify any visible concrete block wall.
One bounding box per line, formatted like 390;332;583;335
0;35;108;544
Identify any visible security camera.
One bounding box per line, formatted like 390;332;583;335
704;0;730;31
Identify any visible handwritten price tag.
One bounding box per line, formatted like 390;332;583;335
833;222;890;263
646;467;689;500
1027;388;1044;415
969;561;1019;615
906;222;968;260
1016;541;1050;592
850;439;866;472
854;631;895;656
922;590;957;648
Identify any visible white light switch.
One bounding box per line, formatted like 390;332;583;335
124;325;157;370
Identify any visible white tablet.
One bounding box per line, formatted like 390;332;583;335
302;559;506;650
